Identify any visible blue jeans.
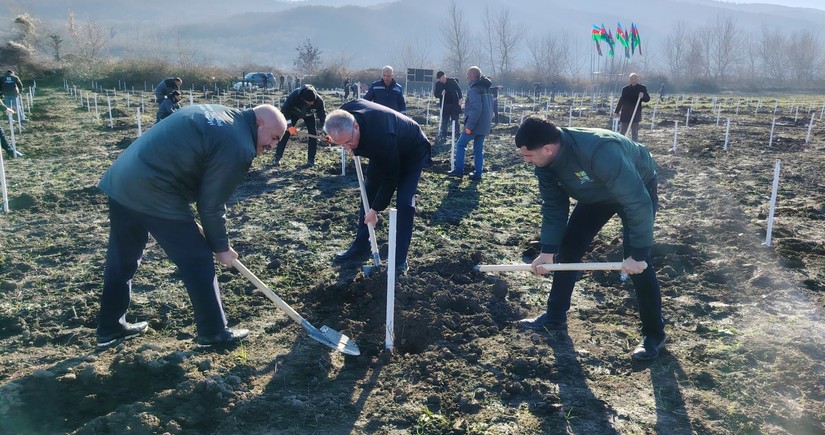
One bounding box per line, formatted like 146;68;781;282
98;199;229;338
547;178;664;338
452;132;485;176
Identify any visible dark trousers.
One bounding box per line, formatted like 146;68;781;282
439;104;461;138
350;161;424;266
274;115;317;163
0;126;11;155
97;199;228;338
547;178;664;337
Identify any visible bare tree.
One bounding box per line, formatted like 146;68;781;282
492;7;521;77
683;33;706;80
396;36;433;69
48;34;63;61
662;21;689;82
0;14;40;73
757;27;786;82
294;38;323;76
527;33;563;81
559;30;586;81
707;15;741;80
480;6;496;76
787;30;822;82
69;17;109;62
440;0;473;77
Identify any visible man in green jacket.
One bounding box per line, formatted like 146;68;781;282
96;103;286;350
514;116;666;361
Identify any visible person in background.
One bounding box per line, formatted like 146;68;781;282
156;90;182;122
613;72;650;142
154;77;182;105
272;84;327;168
364;66;406;114
95;103;286;350
446;66;493;181
2;70;25;121
514;116;666;361
433;70;463;144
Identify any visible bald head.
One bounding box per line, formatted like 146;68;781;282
253;104;287;156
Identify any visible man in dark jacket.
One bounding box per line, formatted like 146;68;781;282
614;72;650;141
154;77;182;104
324;99;431;275
363;66;407;114
155;90;182;122
1;70;24;113
95;103;287;350
0;101;22;158
514;116;666;361
272;84;327;168
447;66;493;181
433;71;463;143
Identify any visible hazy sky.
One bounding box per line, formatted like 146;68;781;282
720;0;825;10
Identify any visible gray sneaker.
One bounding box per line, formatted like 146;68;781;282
631;334;667;361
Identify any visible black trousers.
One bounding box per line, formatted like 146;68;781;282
97;199;228;338
547;178;664;338
274;115;318;163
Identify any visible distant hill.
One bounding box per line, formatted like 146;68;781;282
2;0;824;72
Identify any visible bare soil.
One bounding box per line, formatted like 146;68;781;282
1;88;823;434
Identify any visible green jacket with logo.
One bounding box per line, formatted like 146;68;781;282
98;104;258;252
536;127;657;259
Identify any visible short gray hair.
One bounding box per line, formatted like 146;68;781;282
382;65;394;75
324;109;357;137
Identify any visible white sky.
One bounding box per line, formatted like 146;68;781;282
720;0;825;10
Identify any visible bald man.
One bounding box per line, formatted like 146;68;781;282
96;104;286;350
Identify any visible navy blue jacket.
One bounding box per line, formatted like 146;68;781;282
363;78;407;113
342;99;430;211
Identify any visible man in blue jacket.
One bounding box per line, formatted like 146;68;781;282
514;116;666;361
447;66;493;181
324;99;431;274
95;103;287;350
363;66;407;114
154;77;182;104
272;84;327;168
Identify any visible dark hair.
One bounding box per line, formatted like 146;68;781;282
515;116;560;150
436;71;445;79
300;87;316;102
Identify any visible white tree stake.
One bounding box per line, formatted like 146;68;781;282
724;118;731;151
568;105;573;127
94;94;99;118
671;121;678;152
137;107;142;137
385;208;398;350
768;117;776;147
806;112;815;144
107;97;113;128
450;120;456;172
8;112;18;157
340;147;346;176
0;148;7;212
685;107;691;128
764;159;781;247
650;100;658;130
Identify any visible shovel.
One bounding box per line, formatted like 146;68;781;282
473;262;623;273
353;155;382;275
232;258;361;356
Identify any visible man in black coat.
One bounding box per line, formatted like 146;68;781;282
273;84;327;168
433;71;463;143
324;99;431;275
613;73;650;141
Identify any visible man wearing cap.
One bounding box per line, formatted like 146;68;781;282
2;70;24;117
95;103;287;350
513;116;666;361
154;77;182;105
433;71;463;143
272;84;328;168
364;66;407;114
324;99;431;275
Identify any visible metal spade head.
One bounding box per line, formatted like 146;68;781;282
302;320;360;356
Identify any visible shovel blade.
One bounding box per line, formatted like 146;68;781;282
302;320;361;356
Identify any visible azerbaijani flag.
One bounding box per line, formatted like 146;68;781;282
632;23;642;55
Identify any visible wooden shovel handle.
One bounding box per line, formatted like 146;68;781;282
475;262;624;272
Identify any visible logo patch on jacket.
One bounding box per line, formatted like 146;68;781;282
574;171;592;184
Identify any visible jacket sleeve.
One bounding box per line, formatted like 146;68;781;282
364;85;375;102
640;85;650;103
364;133;401;212
537;168;570;253
397;87;407;113
316;98;326;126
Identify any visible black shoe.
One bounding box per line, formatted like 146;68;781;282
303;160;315;168
334;243;371;262
517;312;567;331
469;172;482;181
394;261;408;276
272;158;281;167
446;170;464;178
197;328;250;348
96;321;149;349
632;334;667;361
